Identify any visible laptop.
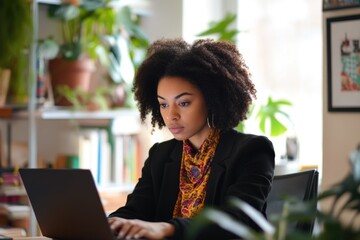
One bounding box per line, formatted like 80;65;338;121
19;168;116;240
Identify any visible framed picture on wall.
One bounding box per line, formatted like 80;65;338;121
326;14;360;112
323;0;360;11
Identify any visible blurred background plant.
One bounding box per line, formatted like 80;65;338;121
46;0;149;109
47;0;114;61
235;97;293;137
0;0;32;105
56;85;111;111
100;4;149;109
196;13;240;43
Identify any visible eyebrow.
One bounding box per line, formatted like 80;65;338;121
157;92;193;100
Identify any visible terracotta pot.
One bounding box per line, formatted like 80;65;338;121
48;58;95;106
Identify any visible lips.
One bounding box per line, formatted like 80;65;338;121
168;126;184;134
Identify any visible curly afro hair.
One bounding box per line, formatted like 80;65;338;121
132;38;256;131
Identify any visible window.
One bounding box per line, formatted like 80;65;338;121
182;0;322;168
237;0;322;167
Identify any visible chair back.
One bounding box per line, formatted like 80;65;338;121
266;169;319;234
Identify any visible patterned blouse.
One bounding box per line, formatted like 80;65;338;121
173;128;221;218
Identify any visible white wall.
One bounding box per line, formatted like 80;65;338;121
0;119;79;167
183;0;239;42
141;0;183;42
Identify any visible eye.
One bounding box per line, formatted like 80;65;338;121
179;101;190;107
159;103;168;109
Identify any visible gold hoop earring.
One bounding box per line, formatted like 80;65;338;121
207;114;215;128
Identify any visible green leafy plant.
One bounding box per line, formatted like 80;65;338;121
57;85;111;111
188;145;360;240
256;98;292;136
100;5;149;108
101;5;149;84
48;0;149;109
48;0;148;72
0;1;31;68
196;13;241;43
236;97;293;137
38;37;60;60
48;0;116;61
0;0;32;104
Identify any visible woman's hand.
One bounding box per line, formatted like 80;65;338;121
108;217;175;240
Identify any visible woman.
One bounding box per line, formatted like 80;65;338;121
108;38;275;240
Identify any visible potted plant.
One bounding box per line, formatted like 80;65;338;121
100;5;149;109
47;0;149;109
0;0;32;106
46;0;114;106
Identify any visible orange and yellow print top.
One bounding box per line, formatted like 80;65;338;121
173;128;221;218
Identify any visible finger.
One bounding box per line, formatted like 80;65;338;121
109;219;122;230
108;217;118;224
109;217;127;224
109;219;127;235
118;221;133;239
134;228;148;239
126;224;143;239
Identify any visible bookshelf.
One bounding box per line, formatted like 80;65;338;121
1;0;147;236
0;107;142;236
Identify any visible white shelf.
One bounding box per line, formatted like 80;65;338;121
40;108;140;120
36;0;60;5
13;107;140;120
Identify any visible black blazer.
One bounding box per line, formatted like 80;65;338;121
109;129;275;239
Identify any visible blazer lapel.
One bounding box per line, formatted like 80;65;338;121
205;130;236;204
156;141;182;220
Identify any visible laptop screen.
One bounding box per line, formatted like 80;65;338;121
19;168;114;240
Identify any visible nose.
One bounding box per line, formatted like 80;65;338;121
166;105;179;121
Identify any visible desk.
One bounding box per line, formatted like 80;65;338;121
275;161;319;176
275;161;300;175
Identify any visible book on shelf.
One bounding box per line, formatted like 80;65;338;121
0;181;30;222
0;227;26;238
0;203;30;220
98;129;111;186
78;128;143;188
0;169;28;220
78;128;117;186
114;134;142;185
